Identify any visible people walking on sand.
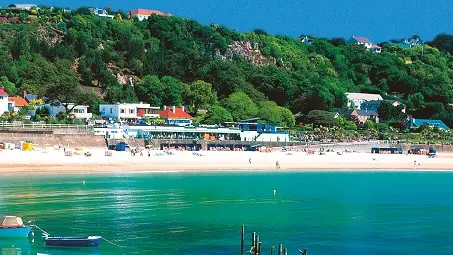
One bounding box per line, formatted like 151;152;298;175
276;160;280;169
140;149;143;157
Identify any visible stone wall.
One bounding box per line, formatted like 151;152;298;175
0;132;106;148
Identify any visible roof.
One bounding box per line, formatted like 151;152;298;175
355;110;378;116
24;93;37;102
159;107;193;119
337;109;378;117
129;9;172;16
346;93;383;101
0;89;7;96
371;45;382;49
352;36;371;43
8;96;29;107
411;119;450;131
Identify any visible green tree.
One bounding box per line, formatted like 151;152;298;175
305;110;338;127
223;92;258;121
0;76;17;96
203;105;233;125
184;80;217;115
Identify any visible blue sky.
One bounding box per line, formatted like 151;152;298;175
22;0;453;42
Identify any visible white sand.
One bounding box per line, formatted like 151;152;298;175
1;147;453;174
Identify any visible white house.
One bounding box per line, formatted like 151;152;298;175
99;103;159;121
128;9;172;21
67;104;92;120
346;92;383;109
91;8;114;19
0;89;8;115
7;96;29;112
347;36;382;53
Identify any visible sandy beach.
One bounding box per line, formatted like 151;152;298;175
1;146;453;174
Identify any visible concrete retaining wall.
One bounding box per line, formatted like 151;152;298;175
0;132;106;148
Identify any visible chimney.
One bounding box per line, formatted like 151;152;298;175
181;106;185;112
163;105;167;110
172;106;176;113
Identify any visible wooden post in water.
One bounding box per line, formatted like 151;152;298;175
283;248;287;255
252;232;256;252
240;225;244;255
255;235;259;255
258;242;262;255
270;246;274;255
278;244;283;255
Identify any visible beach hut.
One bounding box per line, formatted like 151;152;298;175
20;142;33;151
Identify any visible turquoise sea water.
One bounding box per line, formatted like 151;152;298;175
1;172;453;255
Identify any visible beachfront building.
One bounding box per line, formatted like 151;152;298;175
407;117;450;131
66;104;92;120
0;89;8;115
128;9;172;21
7;96;28;112
238;122;290;142
346;92;383;109
159;106;193;126
361;100;406;113
347;36;382;53
100;103;159;121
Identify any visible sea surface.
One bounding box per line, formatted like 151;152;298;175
1;172;453;255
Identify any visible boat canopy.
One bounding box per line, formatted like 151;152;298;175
0;216;25;228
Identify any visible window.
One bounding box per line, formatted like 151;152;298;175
110;108;113;114
130;109;135;114
120;109;125;114
102;108;105;113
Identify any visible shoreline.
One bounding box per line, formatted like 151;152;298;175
1;148;453;174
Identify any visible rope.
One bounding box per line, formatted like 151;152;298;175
102;237;124;248
31;224;51;237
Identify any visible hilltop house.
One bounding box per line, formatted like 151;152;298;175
407;117;450;131
336;109;379;124
346;92;383;109
347;36;382;53
128;9;172;21
0;89;8;115
159;106;193;126
361;100;406;113
7;4;38;10
91;8;114;19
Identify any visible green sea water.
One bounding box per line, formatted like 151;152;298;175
1;172;453;255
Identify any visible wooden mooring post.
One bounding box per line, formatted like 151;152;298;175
240;225;244;255
278;244;283;255
270;246;274;255
283;248;288;255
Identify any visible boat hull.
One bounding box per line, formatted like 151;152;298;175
45;236;101;247
0;227;31;238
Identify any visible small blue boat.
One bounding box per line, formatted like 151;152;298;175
0;216;31;238
45;236;102;247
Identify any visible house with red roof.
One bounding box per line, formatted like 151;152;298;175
159;106;193;126
128;9;172;21
0;89;9;115
8;96;29;112
347;35;381;53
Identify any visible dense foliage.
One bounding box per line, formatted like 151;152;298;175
2;7;453;128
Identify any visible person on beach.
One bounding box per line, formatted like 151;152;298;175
140;149;143;157
276;160;280;169
249;157;252;164
148;149;151;157
413;160;417;168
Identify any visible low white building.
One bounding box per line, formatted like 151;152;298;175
92;8;114;19
0;89;9;115
67;104;92;120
